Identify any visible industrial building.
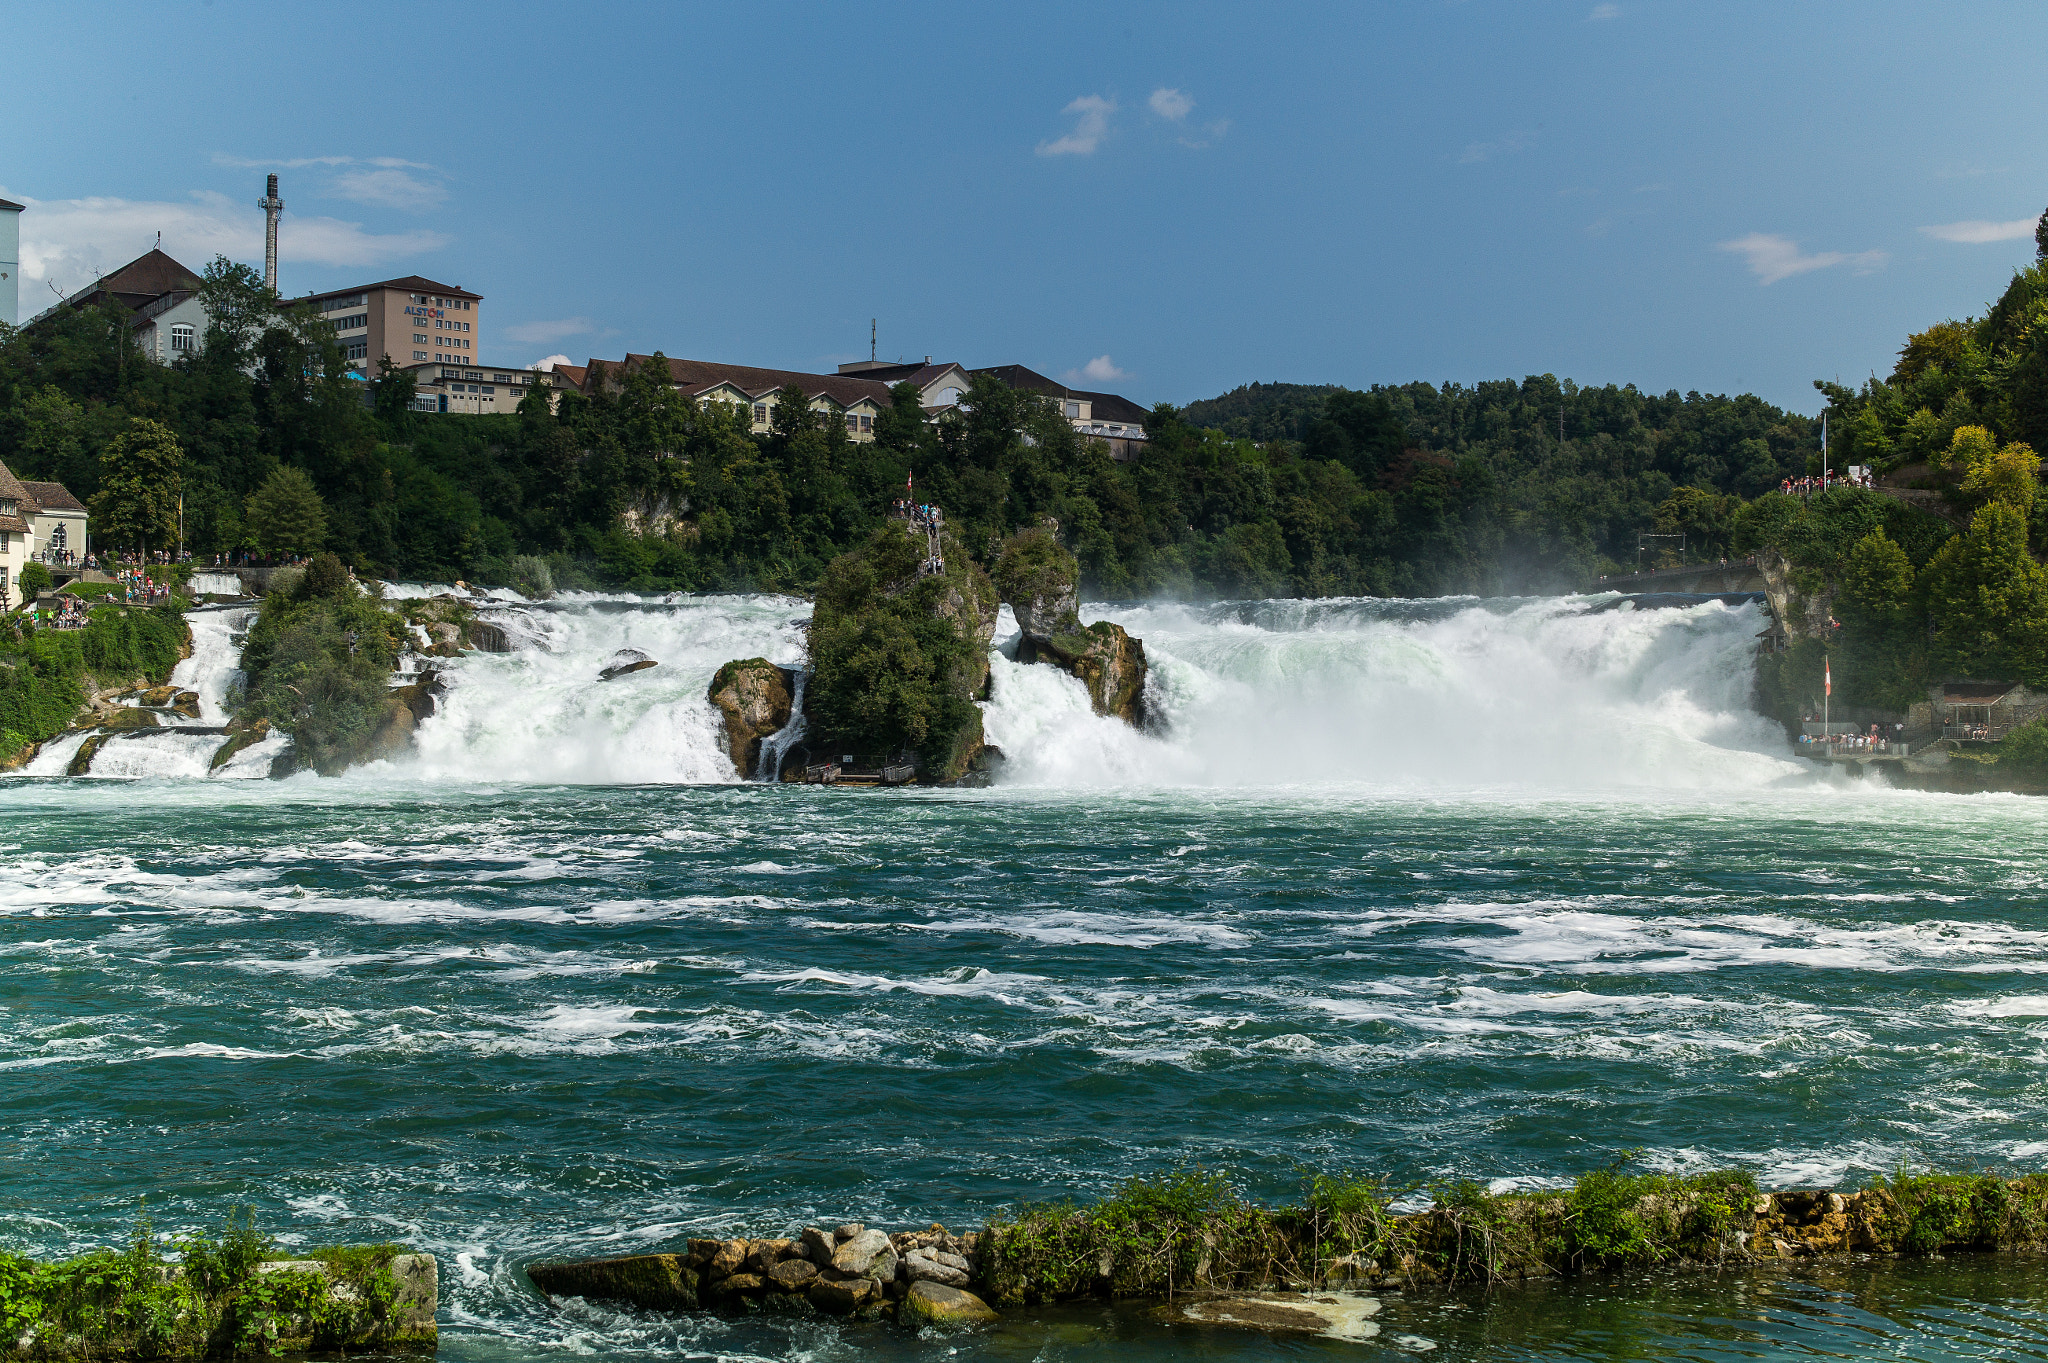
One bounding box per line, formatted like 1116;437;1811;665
297;276;482;374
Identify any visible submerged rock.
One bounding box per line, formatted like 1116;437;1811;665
599;648;659;682
900;1280;999;1328
527;1253;699;1313
707;657;793;774
1167;1291;1380;1343
466;619;512;653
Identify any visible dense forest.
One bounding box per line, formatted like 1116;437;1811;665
2;237;2043;613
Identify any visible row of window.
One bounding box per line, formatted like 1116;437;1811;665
332;312;367;331
342;340;368;361
413;350;430;361
410;293;472;310
436;318;469;332
318;293;367;312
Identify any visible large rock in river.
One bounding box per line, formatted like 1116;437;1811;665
995;525;1147;726
992;523;1082;639
707;657;793;775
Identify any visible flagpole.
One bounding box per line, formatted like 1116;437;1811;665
1824;653;1831;753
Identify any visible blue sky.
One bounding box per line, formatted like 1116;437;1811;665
5;1;2044;413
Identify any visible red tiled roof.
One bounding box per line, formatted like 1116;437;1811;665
21;481;85;514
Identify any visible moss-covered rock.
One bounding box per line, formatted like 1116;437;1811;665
1020;623;1149;726
528;1253;699;1312
992;525;1081;639
707;658;794;775
994;524;1146;727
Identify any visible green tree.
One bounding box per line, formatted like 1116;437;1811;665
245;466;327;559
92;418;183;554
373;354;418;429
194;257;274;369
1924;501;2048;684
16;561;52;604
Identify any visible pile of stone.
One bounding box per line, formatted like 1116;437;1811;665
700;1222;991;1321
529;1223;998;1328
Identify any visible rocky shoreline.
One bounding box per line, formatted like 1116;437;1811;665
522;1170;2048;1342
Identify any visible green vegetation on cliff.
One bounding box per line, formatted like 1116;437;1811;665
804;522;996;776
234;554;407;773
0;606;185;759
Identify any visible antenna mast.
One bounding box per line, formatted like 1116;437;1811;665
870;318;877;363
257;174;284;294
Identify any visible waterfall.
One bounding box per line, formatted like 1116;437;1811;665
754;671;809;781
14;606;289;779
405;593;807;784
6;587;1802;791
979;595;1802;790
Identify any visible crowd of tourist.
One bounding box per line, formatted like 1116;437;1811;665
1798;721;1906;754
1780;469;1874;498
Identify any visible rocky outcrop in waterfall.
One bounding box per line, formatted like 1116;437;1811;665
1756;546;1837;641
994;525;1148;726
806;519;999;783
707;658;794;776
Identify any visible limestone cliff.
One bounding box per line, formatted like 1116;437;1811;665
1757;546;1837;641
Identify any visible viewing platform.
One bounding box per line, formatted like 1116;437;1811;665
1591;557;1764;594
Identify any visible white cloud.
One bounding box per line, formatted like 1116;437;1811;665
1717;232;1888;285
9;189;444;299
1587;3;1622;18
1061;355;1130;386
1149;88;1194;121
1459;129;1536;164
330;167;447;210
530;355;572;372
1037;95;1116;157
505;317;596;345
212;154;433;171
1920;218;2036;244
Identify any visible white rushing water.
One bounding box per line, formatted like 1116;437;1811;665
979;595;1804;790
13;590;1803;790
403;593;806;783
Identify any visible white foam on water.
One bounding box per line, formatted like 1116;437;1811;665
982;594;1807;791
21;732;89;776
171;607;253;723
188;572;243;596
403;593;805;784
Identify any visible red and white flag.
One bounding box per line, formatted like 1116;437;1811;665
1825;658;1832;697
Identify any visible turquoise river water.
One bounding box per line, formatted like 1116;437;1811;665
3;592;2046;1360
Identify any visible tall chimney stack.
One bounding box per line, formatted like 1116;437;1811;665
257;173;284;293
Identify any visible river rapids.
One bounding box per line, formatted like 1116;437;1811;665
5;590;2047;1361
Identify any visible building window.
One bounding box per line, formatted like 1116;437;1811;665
1064;401;1080;418
170;323;196;353
859;415;873;432
414;333;428;344
414;350;428;360
343;340;368;361
493;373;511;383
481;385;494;394
845;414;858;432
940;387;962;405
753;404;767;423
